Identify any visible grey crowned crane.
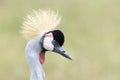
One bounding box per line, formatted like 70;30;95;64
21;9;72;80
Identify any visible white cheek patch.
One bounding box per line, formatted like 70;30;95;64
43;37;54;51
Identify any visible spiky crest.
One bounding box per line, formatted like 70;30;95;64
21;9;61;39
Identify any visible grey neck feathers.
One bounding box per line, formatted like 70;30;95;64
26;37;45;80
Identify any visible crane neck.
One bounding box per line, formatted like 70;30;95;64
26;38;45;80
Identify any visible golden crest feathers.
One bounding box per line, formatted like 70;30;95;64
21;9;61;39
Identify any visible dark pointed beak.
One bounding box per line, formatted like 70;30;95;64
52;40;72;60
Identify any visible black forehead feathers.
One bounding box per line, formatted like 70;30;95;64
47;30;64;46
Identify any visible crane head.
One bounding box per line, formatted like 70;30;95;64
39;30;72;64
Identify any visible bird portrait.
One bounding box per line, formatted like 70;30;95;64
21;9;72;80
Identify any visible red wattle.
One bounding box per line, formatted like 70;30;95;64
39;52;45;64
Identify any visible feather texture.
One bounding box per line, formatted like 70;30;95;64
21;9;61;39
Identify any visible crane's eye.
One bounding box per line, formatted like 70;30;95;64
52;40;60;48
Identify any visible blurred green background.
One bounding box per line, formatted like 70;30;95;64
0;0;120;80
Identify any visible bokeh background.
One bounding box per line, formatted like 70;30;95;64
0;0;120;80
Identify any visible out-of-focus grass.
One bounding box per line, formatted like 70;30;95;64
0;0;120;80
